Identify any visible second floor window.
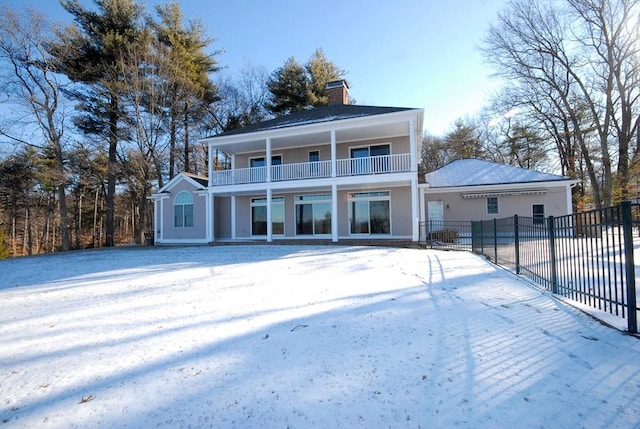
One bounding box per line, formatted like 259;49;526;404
350;144;390;174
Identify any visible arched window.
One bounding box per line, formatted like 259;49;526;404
174;191;194;228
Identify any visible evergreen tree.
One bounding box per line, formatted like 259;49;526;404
267;50;348;115
444;120;485;160
153;2;218;177
50;0;145;247
267;56;309;116
306;48;346;107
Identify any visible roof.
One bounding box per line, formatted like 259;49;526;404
211;104;416;138
182;172;208;188
424;159;575;188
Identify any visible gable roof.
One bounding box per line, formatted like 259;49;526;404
182;172;208;188
150;172;208;198
211;104;416;138
424;159;575;188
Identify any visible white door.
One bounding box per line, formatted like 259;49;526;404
427;201;444;231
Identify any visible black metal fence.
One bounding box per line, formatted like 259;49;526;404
419;220;473;252
471;202;638;333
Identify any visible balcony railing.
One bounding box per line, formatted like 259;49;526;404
210;153;411;186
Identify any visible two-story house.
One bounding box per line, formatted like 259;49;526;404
150;80;424;245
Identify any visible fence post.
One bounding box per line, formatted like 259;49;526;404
480;221;484;255
493;218;498;264
548;216;558;294
514;215;520;274
621;201;638;334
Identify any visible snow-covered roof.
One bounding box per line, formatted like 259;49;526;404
210;104;415;138
425;159;575;188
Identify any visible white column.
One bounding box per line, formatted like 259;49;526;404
411;178;419;242
409;119;417;172
419;186;426;243
208;146;213;186
209;194;215;242
159;199;164;243
266;138;272;182
204;193;211;242
231;195;236;239
566;184;574;215
153;199;159;243
419;186;426;225
266;188;272;242
332;184;338;242
331;130;337;178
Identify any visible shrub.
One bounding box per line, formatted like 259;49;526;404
428;229;459;243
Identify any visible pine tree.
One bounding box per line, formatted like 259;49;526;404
153;2;218;177
266;57;309;116
50;0;145;247
305;48;346;107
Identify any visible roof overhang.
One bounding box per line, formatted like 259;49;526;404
462;189;547;199
422;179;579;195
201;109;424;155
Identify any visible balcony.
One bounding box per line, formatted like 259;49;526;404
210;153;412;186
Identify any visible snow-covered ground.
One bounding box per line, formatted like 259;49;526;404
1;245;639;428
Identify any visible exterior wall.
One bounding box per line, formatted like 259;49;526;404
234;135;410;168
160;180;207;241
214;196;232;239
229;185;413;240
425;185;571;222
235;196;252;238
335;136;408;159
390;186;413;236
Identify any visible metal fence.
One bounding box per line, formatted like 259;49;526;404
471;201;638;333
419;220;473;252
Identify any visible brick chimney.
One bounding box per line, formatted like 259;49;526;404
326;79;349;105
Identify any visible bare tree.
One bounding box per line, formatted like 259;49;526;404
0;6;71;251
483;0;640;208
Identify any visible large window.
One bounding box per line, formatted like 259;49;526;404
487;196;499;215
249;155;282;182
174;191;194;228
295;194;331;236
350;144;390;174
348;191;390;235
251;197;284;236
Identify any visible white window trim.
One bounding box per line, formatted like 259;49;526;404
487;196;499;215
347;190;392;235
294;193;332;237
308;149;320;161
174;191;194;228
347;142;392;157
250;196;285;237
248;154;283;167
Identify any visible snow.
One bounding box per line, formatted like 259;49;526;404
424;159;573;188
1;245;639;428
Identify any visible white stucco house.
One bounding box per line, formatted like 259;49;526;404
149;80;578;245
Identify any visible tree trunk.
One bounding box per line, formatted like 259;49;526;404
106;96;118;247
184;102;190;173
169;102;177;179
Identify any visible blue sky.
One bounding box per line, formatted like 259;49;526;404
29;0;507;136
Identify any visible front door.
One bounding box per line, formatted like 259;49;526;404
427;201;444;232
